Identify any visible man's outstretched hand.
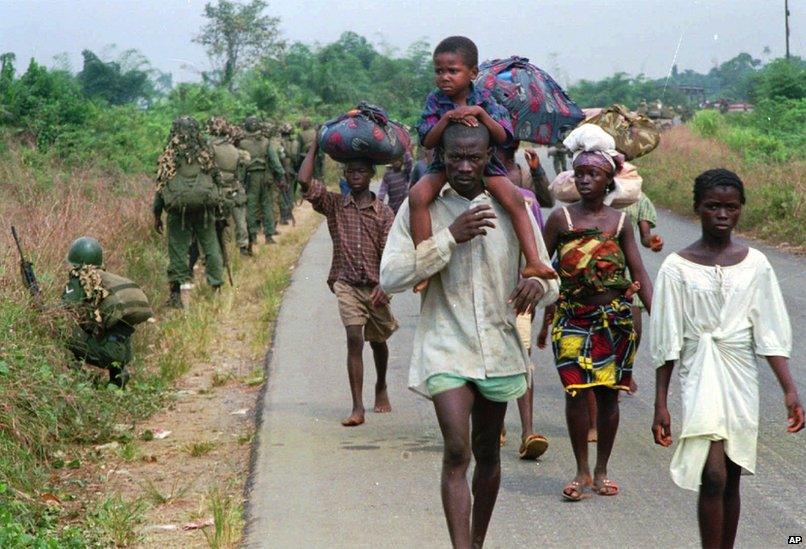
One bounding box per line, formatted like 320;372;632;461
508;278;545;315
449;205;497;243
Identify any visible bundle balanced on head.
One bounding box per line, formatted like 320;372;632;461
296;132;398;428
408;36;557;293
541;123;654;501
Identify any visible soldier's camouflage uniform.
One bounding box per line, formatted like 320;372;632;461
210;135;250;250
239;123;285;242
62;268;133;387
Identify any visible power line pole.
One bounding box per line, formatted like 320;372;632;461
785;0;791;60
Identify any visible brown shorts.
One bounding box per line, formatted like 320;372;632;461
333;281;399;342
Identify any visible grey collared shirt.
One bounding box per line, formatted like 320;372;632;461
380;188;559;397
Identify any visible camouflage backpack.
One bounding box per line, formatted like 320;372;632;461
161;167;221;213
71;266;152;329
586;104;660;160
157;116;221;212
99;271;153;329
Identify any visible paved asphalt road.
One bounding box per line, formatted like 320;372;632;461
245;171;805;548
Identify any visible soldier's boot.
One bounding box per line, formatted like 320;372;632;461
240;245;252;257
109;366;130;389
266;236;277;244
167;282;183;309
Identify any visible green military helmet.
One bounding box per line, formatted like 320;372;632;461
244;116;261;132
280;122;293;135
172;115;200;134
67;236;103;267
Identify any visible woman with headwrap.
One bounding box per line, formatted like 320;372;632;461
542;124;654;501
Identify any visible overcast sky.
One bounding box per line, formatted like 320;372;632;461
0;0;802;85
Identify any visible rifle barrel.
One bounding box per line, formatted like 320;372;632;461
11;226;25;256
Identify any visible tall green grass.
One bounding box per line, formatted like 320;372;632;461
636;125;804;247
0;140;219;543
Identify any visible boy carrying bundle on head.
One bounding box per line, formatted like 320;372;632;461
297;136;398;428
409;36;556;292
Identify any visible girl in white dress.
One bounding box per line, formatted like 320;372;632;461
650;169;804;548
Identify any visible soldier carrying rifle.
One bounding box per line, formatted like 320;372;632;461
12;229;152;388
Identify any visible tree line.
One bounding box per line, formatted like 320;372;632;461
0;0;803;173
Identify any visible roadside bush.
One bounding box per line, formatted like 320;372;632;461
636;125;804;247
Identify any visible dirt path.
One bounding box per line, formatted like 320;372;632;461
74;202;321;547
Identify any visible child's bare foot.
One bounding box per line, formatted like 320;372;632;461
587;427;598;443
522;262;557;280
413;278;429;293
374;387;392;413
341;409;365;427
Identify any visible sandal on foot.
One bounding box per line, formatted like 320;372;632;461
518;434;549;460
562;480;589;502
593;478;619;496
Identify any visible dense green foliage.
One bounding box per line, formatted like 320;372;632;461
688;59;806;163
567;53;804;109
0;31;433;175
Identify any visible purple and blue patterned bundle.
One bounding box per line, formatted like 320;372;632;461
318;102;411;165
477;56;584;145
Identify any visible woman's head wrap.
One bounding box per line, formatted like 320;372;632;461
564;124;624;175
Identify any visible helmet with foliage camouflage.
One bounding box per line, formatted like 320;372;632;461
67;236;103;267
244;116;261;133
298;116;312;130
258;120;276;138
280;122;293;135
156;115;215;184
206;116;244;142
172;115;200;134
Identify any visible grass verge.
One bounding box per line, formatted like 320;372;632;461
635;125;805;249
0;138;322;544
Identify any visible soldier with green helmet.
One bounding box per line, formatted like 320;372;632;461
206;116;251;256
153;116;225;307
239;116;285;249
62;237;152;388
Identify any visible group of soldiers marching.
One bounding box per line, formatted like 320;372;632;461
13;114;319;389
153;114;318;308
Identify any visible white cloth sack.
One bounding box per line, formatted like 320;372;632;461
549;162;642;208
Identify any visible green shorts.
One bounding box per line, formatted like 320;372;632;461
426;373;527;403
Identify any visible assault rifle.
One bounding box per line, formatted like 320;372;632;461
11;226;42;303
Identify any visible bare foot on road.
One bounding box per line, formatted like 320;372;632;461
374;387;392;413
587;427;598;443
341;410;365;427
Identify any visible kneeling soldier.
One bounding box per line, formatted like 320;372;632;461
62;236;152;387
